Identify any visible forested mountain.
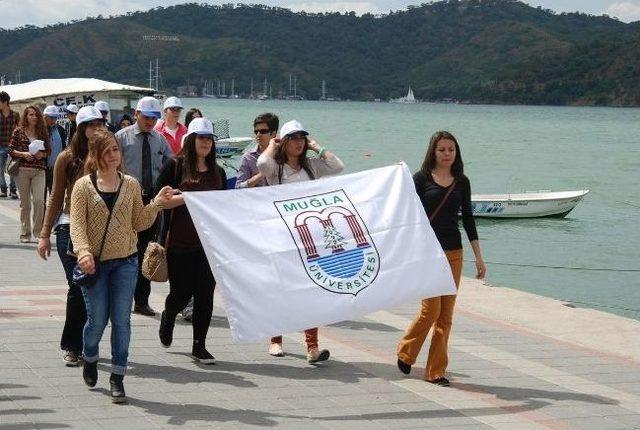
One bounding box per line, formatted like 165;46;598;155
1;0;639;106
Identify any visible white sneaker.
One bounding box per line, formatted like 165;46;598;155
307;347;330;363
268;342;284;357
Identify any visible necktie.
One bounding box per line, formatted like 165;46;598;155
141;132;153;198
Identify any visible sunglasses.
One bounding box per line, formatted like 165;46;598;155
168;107;182;112
254;128;272;135
86;120;106;127
287;134;307;140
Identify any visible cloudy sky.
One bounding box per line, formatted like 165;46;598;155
1;0;639;29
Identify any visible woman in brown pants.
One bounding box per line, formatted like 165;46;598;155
397;131;486;386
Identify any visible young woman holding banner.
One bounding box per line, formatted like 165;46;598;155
397;130;486;386
156;117;226;364
257;119;344;363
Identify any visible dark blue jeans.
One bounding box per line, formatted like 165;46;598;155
81;255;138;375
55;225;86;352
0;146;16;193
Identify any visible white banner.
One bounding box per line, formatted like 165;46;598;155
184;163;456;342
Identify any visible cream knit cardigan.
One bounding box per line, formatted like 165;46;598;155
70;173;161;262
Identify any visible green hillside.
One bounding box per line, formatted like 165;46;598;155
1;0;639;106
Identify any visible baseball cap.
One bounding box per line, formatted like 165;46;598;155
163;96;183;110
185;117;217;139
279;120;308;138
43;105;60;118
65;104;79;114
94;101;110;113
76;106;104;126
136;96;162;119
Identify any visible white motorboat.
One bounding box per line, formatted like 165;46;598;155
471;190;589;218
216;137;254;158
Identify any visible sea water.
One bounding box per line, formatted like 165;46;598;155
189;98;640;321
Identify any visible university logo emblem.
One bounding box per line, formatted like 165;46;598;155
274;189;380;296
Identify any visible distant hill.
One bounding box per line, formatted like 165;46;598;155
1;0;639;106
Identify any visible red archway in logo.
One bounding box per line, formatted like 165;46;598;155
294;207;369;260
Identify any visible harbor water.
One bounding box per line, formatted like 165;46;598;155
190;98;640;321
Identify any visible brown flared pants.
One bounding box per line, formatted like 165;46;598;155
397;248;463;380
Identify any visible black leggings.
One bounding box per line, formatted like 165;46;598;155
165;247;215;343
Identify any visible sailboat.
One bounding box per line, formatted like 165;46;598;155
391;86;417;104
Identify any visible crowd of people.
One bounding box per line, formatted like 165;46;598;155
0;89;486;404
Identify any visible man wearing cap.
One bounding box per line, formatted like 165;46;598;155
43;105;67;197
0;91;19;198
154;96;187;155
115;96;172;316
95;100;116;133
64;104;78;145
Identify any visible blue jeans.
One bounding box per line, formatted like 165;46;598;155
81;256;138;375
55;225;86;352
0;146;17;193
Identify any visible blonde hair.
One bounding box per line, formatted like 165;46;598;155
84;129;123;174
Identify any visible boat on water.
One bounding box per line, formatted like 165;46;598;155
390;86;417;104
471;190;589;218
0;78;154;118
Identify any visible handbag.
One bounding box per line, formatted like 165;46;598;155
72;174;123;288
5;155;20;176
429;180;457;222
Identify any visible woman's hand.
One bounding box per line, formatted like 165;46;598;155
79;255;95;275
34;151;46;160
475;258;487;279
269;137;282;149
154;186;174;208
20;151;34;161
37;237;51;260
306;138;321;153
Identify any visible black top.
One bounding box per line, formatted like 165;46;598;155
156;157;227;249
413;170;478;250
90;172;120;212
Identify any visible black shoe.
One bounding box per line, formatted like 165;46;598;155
397;359;411;375
109;373;126;404
133;303;156;316
83;361;98;387
192;341;216;365
0;191;6;198
427;377;450;387
9;192;18;199
159;311;174;348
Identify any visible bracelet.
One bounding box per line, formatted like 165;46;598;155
318;147;326;158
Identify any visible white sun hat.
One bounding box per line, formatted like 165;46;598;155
94;101;110;113
76;106;104;126
163;96;183;110
279;120;308;138
136;96;162;119
43;105;60;118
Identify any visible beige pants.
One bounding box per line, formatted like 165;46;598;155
397;249;463;381
15;167;46;238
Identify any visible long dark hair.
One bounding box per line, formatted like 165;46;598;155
274;136;314;183
178;133;222;188
420;131;464;179
64;122;91;181
184;108;202;127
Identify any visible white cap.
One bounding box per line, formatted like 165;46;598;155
136;96;162;119
279;120;308;138
28;139;46;155
65;104;79;114
163;96;183;110
76;106;104;126
185;117;217;139
94;101;110;113
43;105;59;118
